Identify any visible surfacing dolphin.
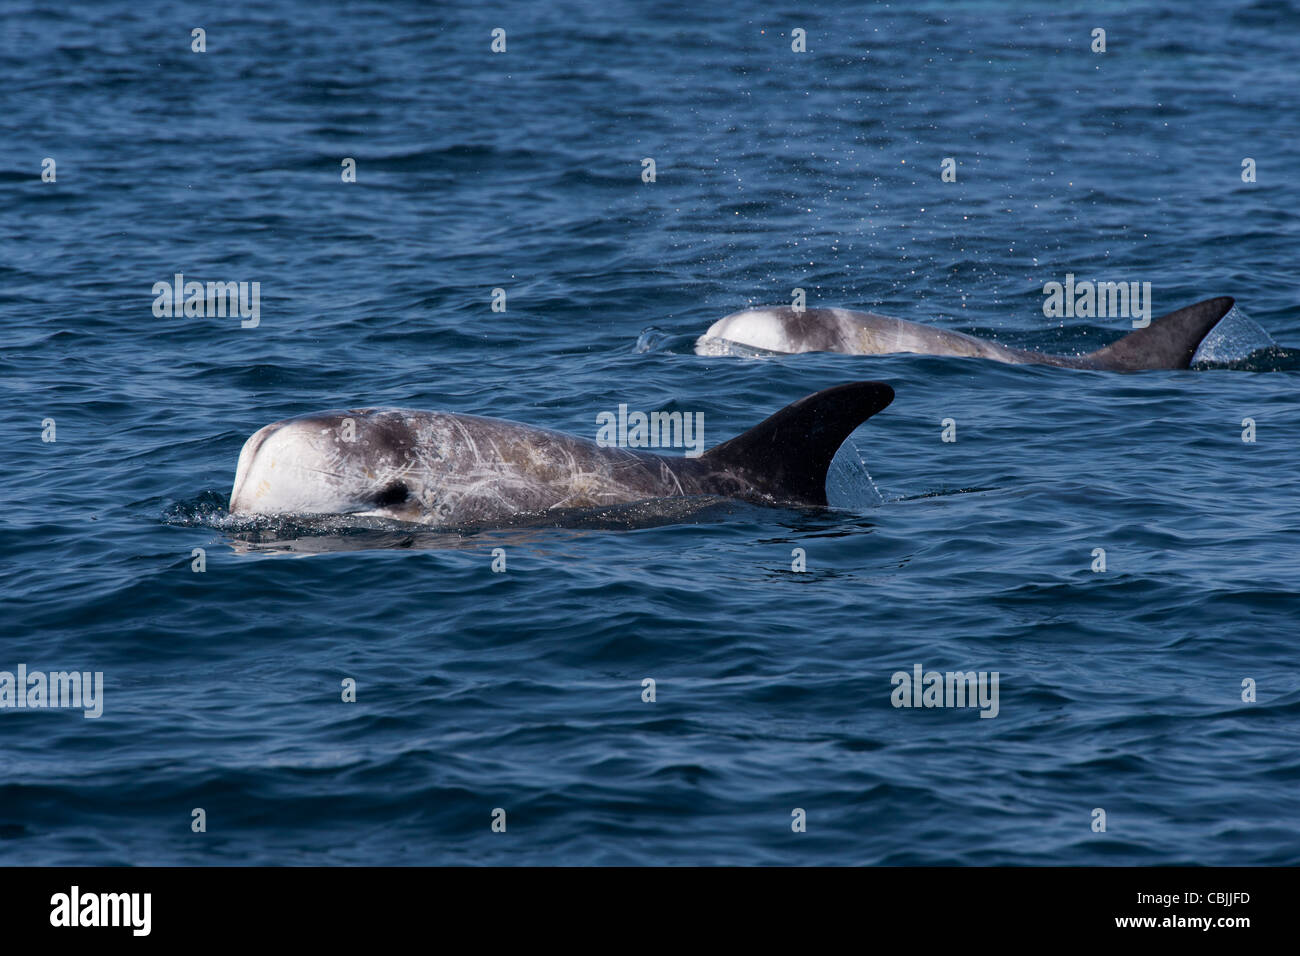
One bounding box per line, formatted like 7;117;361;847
696;296;1237;370
229;382;895;527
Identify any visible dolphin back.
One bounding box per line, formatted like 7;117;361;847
698;381;895;506
1083;296;1235;370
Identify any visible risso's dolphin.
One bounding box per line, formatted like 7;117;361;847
228;382;895;527
695;296;1237;370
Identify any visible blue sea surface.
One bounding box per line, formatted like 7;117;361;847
2;0;1299;865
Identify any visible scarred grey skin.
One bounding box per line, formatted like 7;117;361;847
695;297;1237;370
229;382;895;527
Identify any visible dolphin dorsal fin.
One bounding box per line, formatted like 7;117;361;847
1086;296;1235;370
701;382;895;506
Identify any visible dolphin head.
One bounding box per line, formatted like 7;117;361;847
229;410;417;518
696;307;857;355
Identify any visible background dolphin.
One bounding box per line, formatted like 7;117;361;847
229;382;895;527
696;296;1237;370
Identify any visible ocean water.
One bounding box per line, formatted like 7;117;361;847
3;0;1299;865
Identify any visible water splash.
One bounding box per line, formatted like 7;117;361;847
826;438;884;510
691;335;774;358
1191;304;1277;365
633;326;672;353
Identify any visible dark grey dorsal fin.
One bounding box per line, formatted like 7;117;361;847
1086;296;1234;370
701;382;895;506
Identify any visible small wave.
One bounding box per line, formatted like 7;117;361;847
162;490;762;553
1193;344;1300;372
